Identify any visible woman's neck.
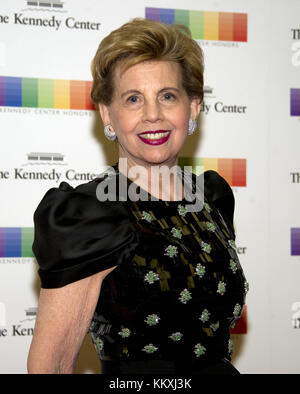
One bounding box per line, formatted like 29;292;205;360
117;156;184;201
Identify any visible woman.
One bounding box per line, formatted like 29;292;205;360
27;18;247;374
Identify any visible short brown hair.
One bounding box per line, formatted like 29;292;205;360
91;18;204;105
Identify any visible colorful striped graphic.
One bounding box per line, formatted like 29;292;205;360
291;228;300;255
0;76;94;110
290;89;300;116
0;228;34;258
145;7;247;42
178;157;247;187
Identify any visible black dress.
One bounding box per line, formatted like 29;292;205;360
32;165;248;375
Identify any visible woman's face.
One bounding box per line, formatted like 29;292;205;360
98;60;201;169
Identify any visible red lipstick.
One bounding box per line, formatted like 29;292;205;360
138;130;171;146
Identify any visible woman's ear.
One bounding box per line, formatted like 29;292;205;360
190;97;202;120
98;103;111;125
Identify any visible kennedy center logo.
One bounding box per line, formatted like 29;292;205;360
0;1;100;31
145;7;247;42
25;1;64;10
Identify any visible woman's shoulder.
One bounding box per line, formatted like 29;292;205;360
203;170;234;201
33;168;131;247
195;170;235;228
34;168;124;218
32;171;137;289
186;169;233;200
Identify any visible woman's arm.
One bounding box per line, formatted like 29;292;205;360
27;266;116;374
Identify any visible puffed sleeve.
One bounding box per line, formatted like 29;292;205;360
204;170;235;235
32;180;138;289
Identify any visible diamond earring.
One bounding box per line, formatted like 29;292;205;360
104;124;116;141
188;118;197;135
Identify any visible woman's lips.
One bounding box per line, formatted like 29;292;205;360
138;130;171;146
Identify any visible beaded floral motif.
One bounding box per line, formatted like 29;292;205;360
118;327;131;338
210;321;219;332
194;343;206;357
206;222;216;232
244;281;249;294
229;259;238;273
145;314;160;326
94;337;104;352
228;338;234;355
233;304;242;318
164;245;178;258
230;320;236;329
178;204;187;217
195;263;206;278
204;202;212;213
142;211;153;223
179;288;192;304
199;309;211;323
144;271;160;284
169;332;183;342
201;241;212;254
217;281;226;296
171;227;182;239
142;344;158;354
228;239;236;249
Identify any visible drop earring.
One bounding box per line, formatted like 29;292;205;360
188;118;197;135
104;124;116;141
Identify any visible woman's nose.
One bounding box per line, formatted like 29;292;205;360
142;100;163;123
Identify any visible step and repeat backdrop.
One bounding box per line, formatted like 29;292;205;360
0;0;300;374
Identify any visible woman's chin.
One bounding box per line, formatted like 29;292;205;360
134;155;177;167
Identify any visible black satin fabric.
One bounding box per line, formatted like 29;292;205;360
101;358;240;375
32;166;247;374
32;179;138;288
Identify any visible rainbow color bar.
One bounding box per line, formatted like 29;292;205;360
0;228;34;258
145;7;247;42
290;89;300;116
0;76;95;110
178;157;247;187
291;228;300;255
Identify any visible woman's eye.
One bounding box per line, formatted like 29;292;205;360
127;96;139;103
163;93;175;101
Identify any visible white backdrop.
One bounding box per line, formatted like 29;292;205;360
0;0;299;374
